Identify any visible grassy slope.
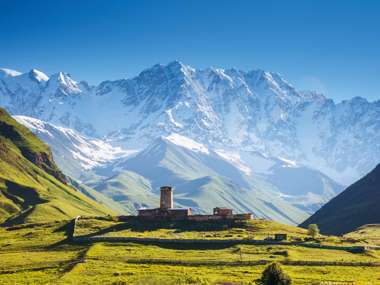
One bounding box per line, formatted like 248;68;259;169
68;177;127;215
75;217;379;249
345;224;380;246
0;219;379;284
74;216;308;239
91;171;158;214
300;163;380;235
0;108;113;224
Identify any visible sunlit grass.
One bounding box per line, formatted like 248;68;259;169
0;219;379;284
75;217;309;241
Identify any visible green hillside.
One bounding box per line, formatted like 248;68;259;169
300;163;380;235
68;178;127;215
0;108;113;224
345;224;380;246
91;171;158;214
0;218;378;285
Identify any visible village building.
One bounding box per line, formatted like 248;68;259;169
138;186;192;220
213;207;233;217
138;186;252;221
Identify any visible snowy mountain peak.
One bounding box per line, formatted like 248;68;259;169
50;72;74;84
244;69;295;96
46;72;82;95
0;68;22;78
170;60;195;73
28;69;49;82
140;60;194;81
167;60;185;69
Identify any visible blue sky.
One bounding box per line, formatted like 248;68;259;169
0;0;379;101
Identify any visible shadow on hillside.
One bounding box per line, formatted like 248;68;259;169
116;241;236;250
79;219;248;239
1;181;48;227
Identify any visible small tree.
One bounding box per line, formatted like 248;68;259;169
260;262;292;285
308;224;320;239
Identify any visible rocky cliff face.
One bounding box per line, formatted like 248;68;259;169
24;151;66;183
0;108;66;184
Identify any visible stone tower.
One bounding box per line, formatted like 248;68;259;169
160;186;173;209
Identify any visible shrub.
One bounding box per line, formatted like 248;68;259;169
260;262;292;285
307;224;320;239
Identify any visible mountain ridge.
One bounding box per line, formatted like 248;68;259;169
1;61;379;186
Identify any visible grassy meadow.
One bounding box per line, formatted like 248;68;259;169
0;217;379;284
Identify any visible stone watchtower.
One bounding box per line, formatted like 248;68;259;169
160;186;173;209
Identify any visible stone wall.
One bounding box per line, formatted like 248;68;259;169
138;208;191;221
188;213;252;222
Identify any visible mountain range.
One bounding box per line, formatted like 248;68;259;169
1;62;379;186
1;61;379;224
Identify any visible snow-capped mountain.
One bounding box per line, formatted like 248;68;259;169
1;61;379;185
100;133;311;224
14;114;341;222
14;115;135;180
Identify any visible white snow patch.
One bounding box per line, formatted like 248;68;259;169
15;115;53;136
14;115;136;170
215;150;252;176
30;69;49;82
164;133;209;154
278;157;298;168
0;68;22;77
165;109;183;128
